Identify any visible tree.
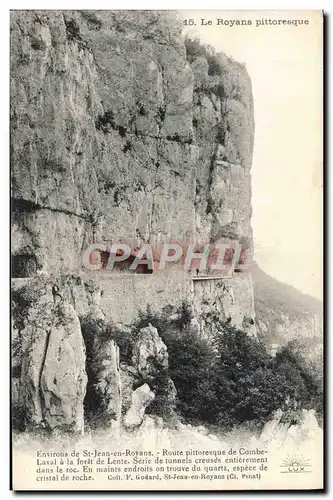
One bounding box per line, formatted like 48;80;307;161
161;323;218;422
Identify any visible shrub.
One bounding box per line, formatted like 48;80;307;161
80;307;323;430
273;342;323;418
161;324;218;422
160;319;323;429
213;326;323;428
184;36;209;60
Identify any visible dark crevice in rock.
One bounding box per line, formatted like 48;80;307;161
118;126;127;138
95;110;115;132
30;38;45;51
63;15;89;51
123;140;132;153
206;155;216;216
38;328;52;429
12;253;38;278
12;198;39;214
95;110;128;139
138;103;148;116
157;105;166;123
166;133;193;145
11;197;85;220
80;11;102;31
95;112;194;145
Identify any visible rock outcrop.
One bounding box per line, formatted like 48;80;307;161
19;297;87;433
130;324;177;416
132;324;168;380
123;383;155;430
10;10;196;276
12;270;178;432
12;276;106;432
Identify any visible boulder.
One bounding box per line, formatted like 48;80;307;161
123;384;155;429
132;324;168;380
131;324;178;417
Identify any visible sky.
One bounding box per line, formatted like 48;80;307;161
182;10;323;300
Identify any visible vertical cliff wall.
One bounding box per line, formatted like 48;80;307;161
11;10;255;329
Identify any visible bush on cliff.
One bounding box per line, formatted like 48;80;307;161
184;36;226;76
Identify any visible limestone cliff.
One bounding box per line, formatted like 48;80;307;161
11;10;255;330
11;11;256;433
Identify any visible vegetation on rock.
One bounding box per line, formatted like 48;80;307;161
135;305;323;429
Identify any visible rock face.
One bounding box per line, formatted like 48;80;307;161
123;383;155;430
11;10;255;331
10;10;195;275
